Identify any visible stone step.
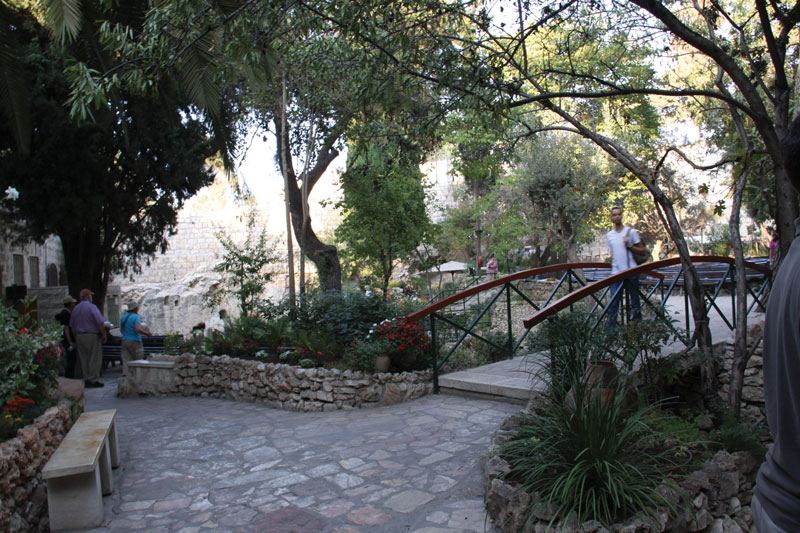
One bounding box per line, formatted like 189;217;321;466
437;355;546;404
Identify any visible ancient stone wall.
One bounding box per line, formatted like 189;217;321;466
0;399;78;532
125;354;433;411
115;178;286;335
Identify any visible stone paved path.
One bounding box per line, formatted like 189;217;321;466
84;367;521;532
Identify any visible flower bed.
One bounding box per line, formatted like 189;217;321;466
483;330;768;532
125;353;433;411
485;414;759;532
0;399;79;532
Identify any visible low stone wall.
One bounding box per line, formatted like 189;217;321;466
0;399;79;532
124;354;433;411
485;415;759;532
717;323;766;423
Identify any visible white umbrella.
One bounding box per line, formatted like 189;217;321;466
423;261;469;289
423;261;469;274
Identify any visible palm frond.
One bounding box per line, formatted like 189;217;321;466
43;0;83;43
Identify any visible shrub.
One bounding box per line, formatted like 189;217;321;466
501;369;687;528
714;409;767;455
467;329;511;363
344;337;393;373
0;299;63;441
163;331;184;355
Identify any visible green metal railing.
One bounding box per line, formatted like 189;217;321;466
406;257;772;393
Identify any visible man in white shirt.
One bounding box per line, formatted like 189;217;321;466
606;206;645;331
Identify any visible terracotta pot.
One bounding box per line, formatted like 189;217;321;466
374;355;391;373
566;360;620;411
585;360;619;388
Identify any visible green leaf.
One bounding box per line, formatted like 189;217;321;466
44;0;83;43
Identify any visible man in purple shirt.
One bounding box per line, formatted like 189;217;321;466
69;288;107;388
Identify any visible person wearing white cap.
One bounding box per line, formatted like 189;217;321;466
119;301;152;376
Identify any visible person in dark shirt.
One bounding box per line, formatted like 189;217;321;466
55;295;78;378
752;115;800;532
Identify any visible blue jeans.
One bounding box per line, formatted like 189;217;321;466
606;276;642;331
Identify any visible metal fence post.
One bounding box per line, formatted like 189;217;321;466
506;284;513;357
430;314;439;394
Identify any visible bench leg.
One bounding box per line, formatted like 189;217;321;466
99;440;113;495
108;419;120;468
46;469;104;531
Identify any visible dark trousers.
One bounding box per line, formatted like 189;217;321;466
606;276;642;331
63;344;79;379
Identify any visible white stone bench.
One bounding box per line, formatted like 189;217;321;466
42;409;119;531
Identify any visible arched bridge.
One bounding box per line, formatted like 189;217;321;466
404;256;771;393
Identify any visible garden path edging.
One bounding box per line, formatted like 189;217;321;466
123;353;433;411
0;399;79;532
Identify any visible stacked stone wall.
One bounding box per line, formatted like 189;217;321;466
717;323;765;423
154;354;433;411
0;400;78;532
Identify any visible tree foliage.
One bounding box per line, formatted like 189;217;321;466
335;134;432;296
516;134;616;263
207;210;281;317
0;18;214;309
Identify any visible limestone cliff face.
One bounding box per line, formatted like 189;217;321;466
114;176;293;336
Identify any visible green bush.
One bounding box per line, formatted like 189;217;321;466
714;409;767;455
1;299;63;441
345;337;393;373
501;368;687;527
467;329;511;363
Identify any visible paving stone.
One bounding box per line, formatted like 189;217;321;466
153;497;193;512
85;369;520;532
348;505;391;526
330;472;365;489
384;489;435;513
419;451;454;466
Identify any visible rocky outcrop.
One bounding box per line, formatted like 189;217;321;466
0;400;80;532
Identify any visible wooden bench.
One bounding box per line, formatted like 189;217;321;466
42;409;120;531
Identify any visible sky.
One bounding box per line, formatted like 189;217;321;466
233;126;347;236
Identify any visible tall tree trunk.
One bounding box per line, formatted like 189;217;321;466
272;111;348;292
279;76;296;305
725;100;753;418
61;232;109;315
728;167;749;417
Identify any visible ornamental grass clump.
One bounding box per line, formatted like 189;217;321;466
501;369;688;528
506;311;693;529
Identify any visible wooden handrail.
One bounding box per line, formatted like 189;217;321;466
405;262;617;324
521;255;771;329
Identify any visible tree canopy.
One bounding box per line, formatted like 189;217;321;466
335;131;433;296
0;13;214;308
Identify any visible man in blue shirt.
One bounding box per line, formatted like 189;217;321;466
119;301;152;376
